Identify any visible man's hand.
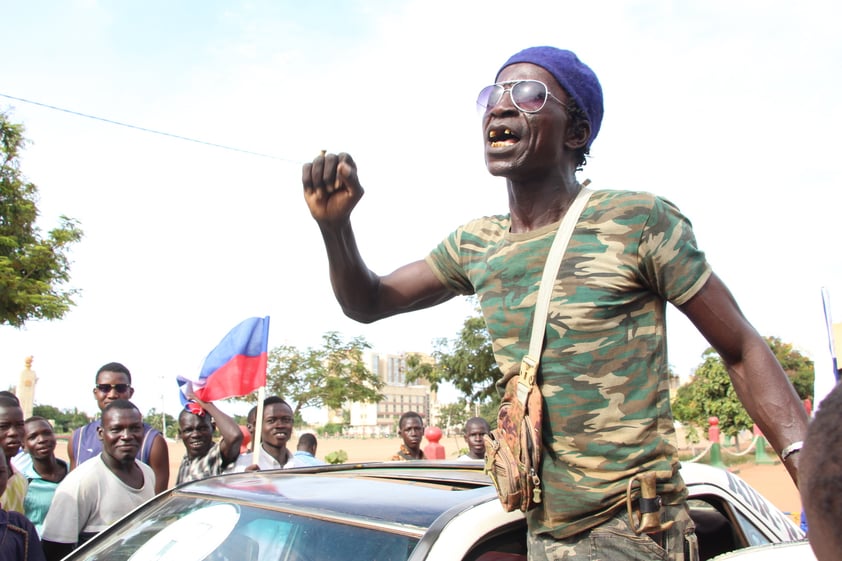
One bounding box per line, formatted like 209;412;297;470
302;151;364;227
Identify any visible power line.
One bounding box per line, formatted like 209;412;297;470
0;92;299;164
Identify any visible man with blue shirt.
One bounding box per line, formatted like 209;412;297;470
289;433;326;467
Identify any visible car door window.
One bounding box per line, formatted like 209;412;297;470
463;522;527;561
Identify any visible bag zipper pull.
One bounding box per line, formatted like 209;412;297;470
530;469;542;503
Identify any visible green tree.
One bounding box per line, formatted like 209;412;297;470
32;404;90;433
439;401;471;434
255;331;384;417
1;111;83;327
672;350;754;441
145;408;178;439
405;305;502;408
439;400;495;434
766;336;814;402
671;336;811;442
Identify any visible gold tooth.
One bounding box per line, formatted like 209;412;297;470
489;130;497;139
504;128;511;135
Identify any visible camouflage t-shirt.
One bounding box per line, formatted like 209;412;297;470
425;189;712;538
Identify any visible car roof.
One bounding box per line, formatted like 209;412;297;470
176;461;798;535
176;462;498;530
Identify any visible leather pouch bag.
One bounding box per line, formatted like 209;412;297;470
484;371;543;512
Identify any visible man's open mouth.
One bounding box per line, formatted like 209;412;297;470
488;127;519;148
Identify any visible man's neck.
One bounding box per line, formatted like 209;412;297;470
507;175;582;233
101;454;144;488
32;455;64;478
262;442;290;464
404;445;423;459
187;442;214;461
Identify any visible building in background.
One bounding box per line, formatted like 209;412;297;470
348;352;437;437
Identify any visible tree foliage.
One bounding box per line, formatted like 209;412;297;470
438;400;496;433
766;336;814;401
405;305;502;407
672;336;813;437
255;331;384;416
145;408;179;439
672;351;753;438
1;111;83;327
32;404;90;434
438;401;471;433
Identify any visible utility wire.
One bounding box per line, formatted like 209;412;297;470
0;92;299;164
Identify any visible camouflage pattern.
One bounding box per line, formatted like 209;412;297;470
527;504;698;560
425;190;712;539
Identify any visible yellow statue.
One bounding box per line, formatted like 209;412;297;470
18;356;37;418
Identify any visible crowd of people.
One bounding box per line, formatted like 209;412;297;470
0;361;485;560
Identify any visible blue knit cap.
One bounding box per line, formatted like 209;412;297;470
497;47;603;147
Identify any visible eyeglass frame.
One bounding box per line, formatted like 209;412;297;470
95;383;132;393
477;79;567;115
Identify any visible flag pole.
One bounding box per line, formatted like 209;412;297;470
252;386;266;466
822;287;839;382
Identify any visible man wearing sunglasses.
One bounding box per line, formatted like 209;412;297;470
302;46;807;561
67;362;169;494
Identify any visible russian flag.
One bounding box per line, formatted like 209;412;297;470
178;316;270;404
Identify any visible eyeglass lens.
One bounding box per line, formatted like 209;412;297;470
477;80;550;114
96;384;130;393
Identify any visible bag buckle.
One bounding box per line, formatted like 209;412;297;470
530;469;542;504
517;355;538;404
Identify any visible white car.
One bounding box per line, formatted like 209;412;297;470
63;461;807;561
711;540;814;560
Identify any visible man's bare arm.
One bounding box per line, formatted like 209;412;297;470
66;433;76;470
197;399;243;465
148;435;170;494
680;273;808;484
303;152;453;321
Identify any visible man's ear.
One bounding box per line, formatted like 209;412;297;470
565;119;590;151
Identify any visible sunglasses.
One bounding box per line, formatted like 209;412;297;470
95;383;131;393
476;80;566;115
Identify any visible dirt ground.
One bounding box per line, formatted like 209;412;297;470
58;434;802;522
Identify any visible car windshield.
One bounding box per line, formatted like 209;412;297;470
75;495;420;561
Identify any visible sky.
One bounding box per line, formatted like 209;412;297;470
2;0;841;418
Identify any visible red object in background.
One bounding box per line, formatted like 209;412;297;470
239;425;251;454
424;426;445;459
708;416;720;443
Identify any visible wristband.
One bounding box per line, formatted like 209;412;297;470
781;441;803;461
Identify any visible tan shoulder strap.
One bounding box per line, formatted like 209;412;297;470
517;187;593;405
